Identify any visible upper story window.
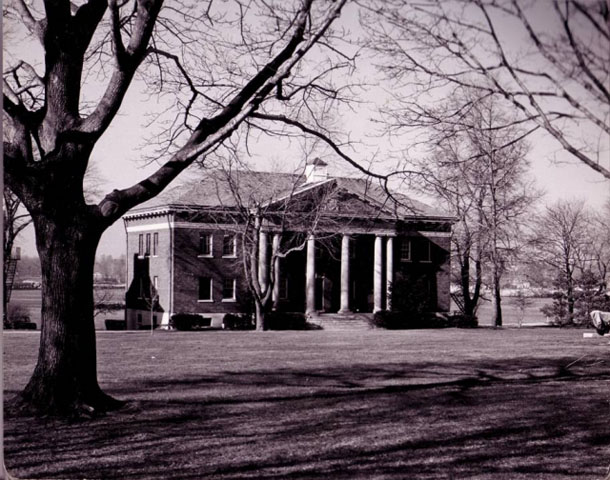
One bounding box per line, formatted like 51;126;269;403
222;278;236;301
198;277;212;302
145;233;151;256
138;234;144;257
153;232;159;256
199;232;213;257
222;234;236;257
400;239;411;262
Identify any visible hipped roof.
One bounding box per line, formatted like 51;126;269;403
125;169;452;221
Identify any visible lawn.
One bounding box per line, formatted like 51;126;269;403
4;328;610;480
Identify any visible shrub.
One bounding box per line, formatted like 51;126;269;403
370;311;473;329
370;310;396;329
266;312;308;330
447;313;478;328
7;320;37;330
222;313;254;330
4;303;36;329
369;310;424;329
105;319;126;330
170;313;212;331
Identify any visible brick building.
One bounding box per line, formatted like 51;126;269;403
122;160;453;329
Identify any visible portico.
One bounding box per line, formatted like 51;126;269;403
299;231;396;315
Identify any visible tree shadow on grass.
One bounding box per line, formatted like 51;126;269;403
5;356;610;480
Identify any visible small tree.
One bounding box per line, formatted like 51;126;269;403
513;288;533;328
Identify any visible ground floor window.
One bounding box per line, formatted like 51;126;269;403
222;278;236;301
198;277;213;301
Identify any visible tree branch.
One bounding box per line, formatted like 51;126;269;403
96;0;349;223
13;0;45;42
79;0;164;138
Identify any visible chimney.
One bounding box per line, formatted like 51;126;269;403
304;157;328;183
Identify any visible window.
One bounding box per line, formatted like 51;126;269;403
222;234;236;257
145;233;151;256
421;240;432;263
400;239;411;262
138;234;144;256
222;278;236;301
153;233;159;256
199;233;212;256
153;276;158;289
137;313;143;325
198;277;212;302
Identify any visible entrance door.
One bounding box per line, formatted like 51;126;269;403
315;276;323;311
315;275;334;312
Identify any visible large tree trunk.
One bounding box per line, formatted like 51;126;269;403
18;214;122;415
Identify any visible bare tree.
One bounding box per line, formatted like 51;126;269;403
413;92;538;326
532;199;609;325
3;0;354;415
3;187;32;314
362;0;610;179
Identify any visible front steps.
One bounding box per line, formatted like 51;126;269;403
309;312;373;330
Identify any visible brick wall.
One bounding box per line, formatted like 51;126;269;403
172;227;249;316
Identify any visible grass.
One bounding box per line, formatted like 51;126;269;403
4;328;610;479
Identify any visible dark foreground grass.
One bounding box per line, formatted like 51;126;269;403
4;328;610;480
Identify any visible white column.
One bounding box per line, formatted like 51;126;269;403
374;234;383;313
339;234;351;314
258;230;269;291
272;233;281;310
306;234;316;314
386;236;394;311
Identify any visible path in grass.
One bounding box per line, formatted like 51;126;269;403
4;328;610;479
